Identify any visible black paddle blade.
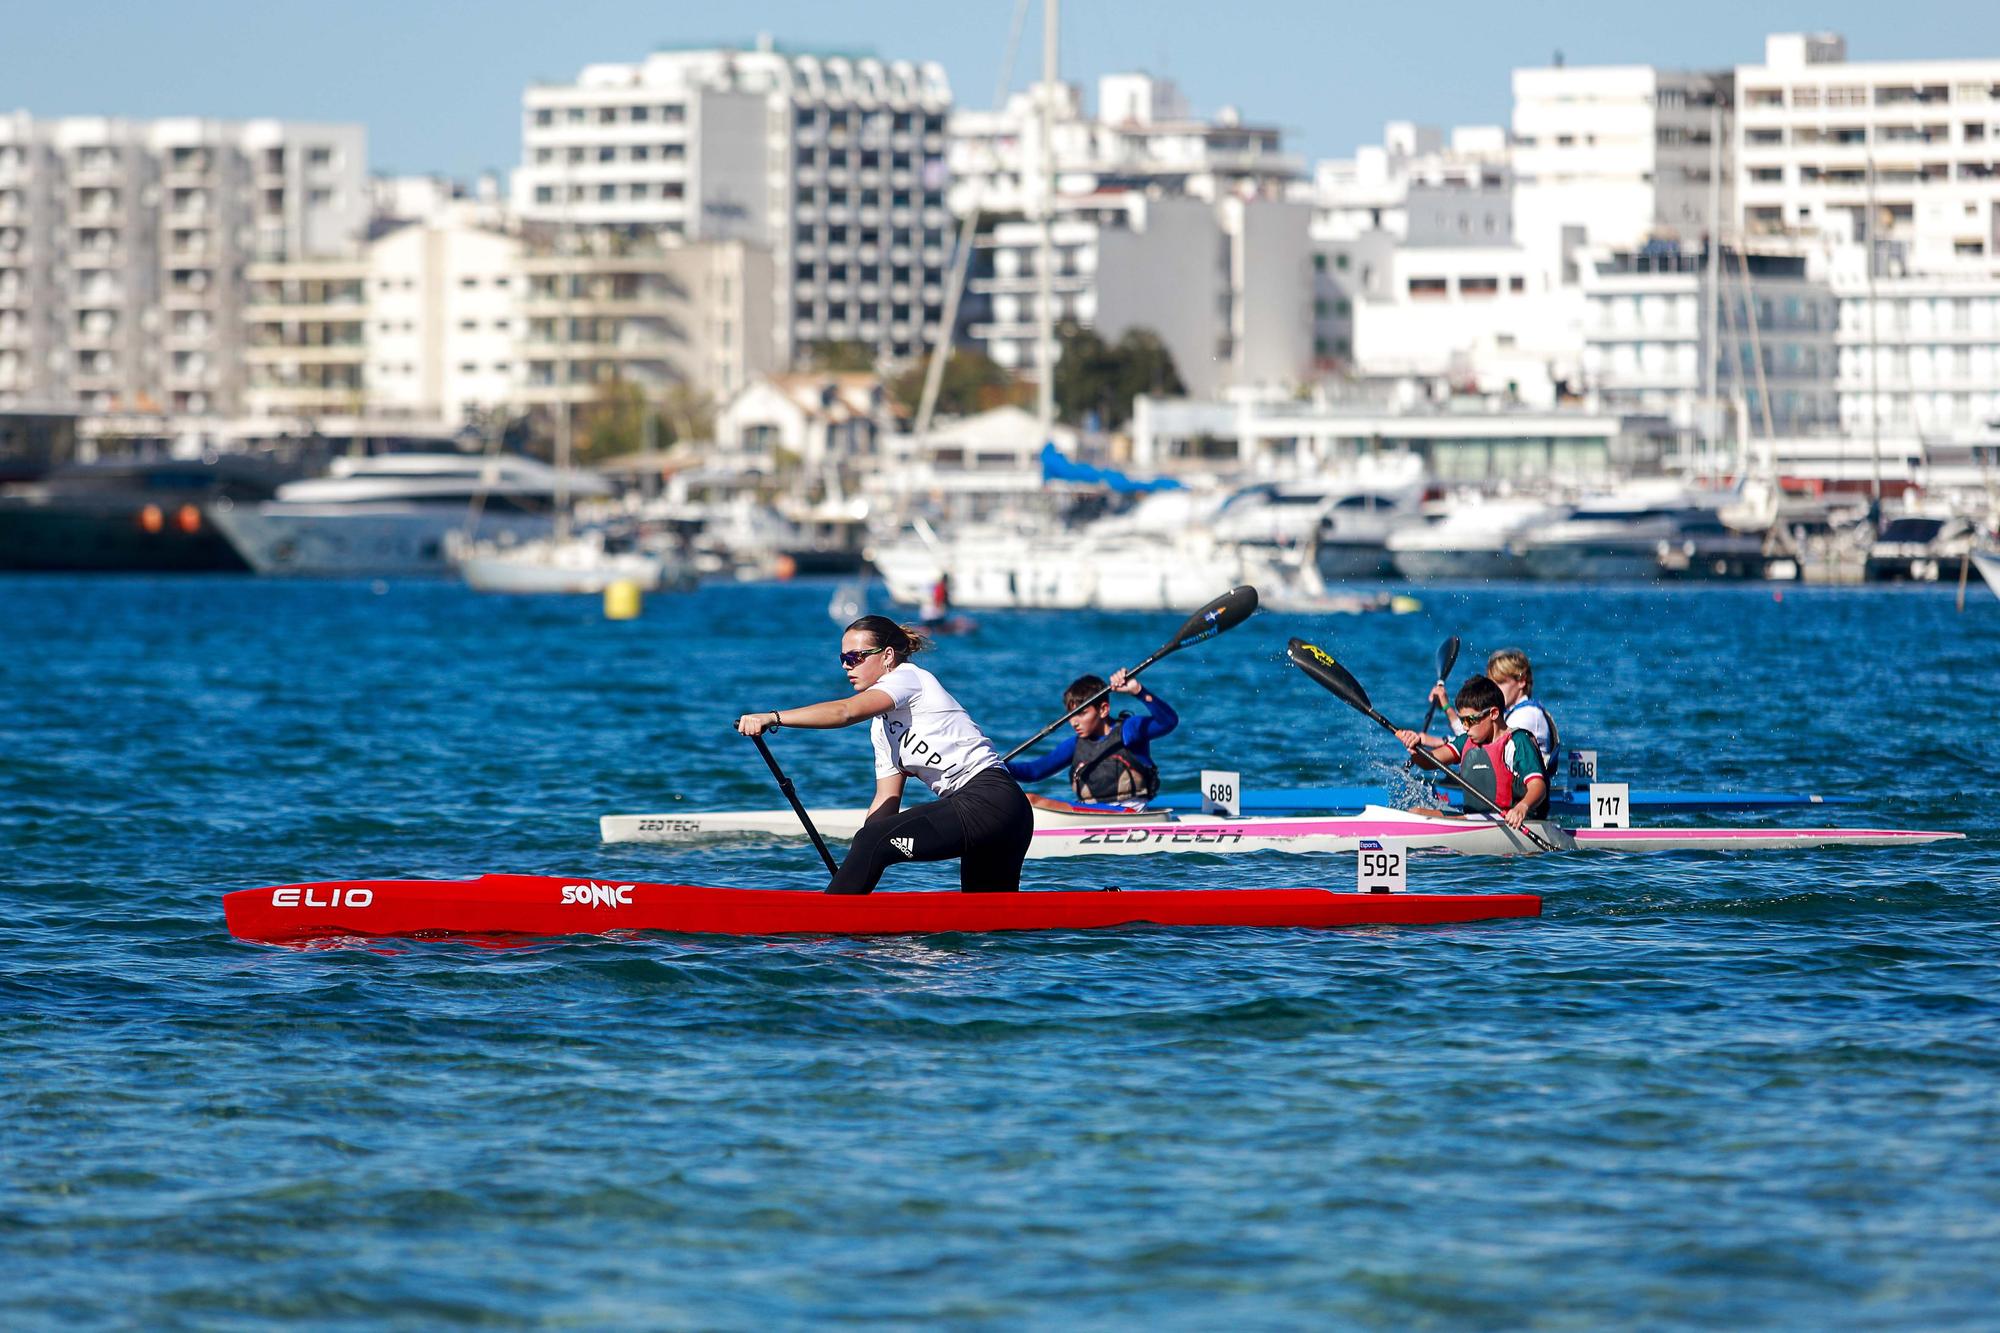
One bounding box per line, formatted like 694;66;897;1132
1437;635;1462;681
1287;638;1372;713
1164;585;1259;654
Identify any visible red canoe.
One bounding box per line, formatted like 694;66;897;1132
223;875;1541;944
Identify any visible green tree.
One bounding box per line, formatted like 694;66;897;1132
1052;324;1184;431
887;348;1031;419
804;339;877;373
658;383;716;446
576;377;647;464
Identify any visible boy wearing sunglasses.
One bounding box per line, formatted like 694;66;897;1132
1395;676;1549;830
1427;647;1561;792
1005;668;1179;809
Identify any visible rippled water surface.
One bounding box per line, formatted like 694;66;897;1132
4;575;1998;1328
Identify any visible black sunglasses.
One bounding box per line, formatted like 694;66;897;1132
839;646;891;669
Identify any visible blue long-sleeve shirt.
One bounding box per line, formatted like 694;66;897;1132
1006;689;1179;784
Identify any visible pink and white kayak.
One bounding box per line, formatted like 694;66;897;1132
223;876;1541;944
600;803;1962;859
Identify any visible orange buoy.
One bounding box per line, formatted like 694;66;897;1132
773;553;798;581
176;504;202;535
138;504;164;534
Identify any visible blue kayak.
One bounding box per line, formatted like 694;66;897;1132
1151;785;1858;815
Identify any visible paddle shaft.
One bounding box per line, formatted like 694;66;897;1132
1353;700;1557;852
1002;648;1164;762
750;733;840;878
1405;635;1461;771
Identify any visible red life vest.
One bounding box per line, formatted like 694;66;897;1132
1457;731;1518;813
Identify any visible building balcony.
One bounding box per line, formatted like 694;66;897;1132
245;386;364;411
246;301;365;320
244;343;367;364
70;249;125;270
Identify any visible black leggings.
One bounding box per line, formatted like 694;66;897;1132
827;766;1034;895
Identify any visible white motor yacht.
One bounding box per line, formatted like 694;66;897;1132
455;527;690;595
1387;495;1567;582
1518;483;1764;581
209;453;602;577
1863;513;1979;583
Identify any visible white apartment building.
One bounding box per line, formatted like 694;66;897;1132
1130;391;1671;484
1736;33;2000;272
513;42;953;368
949;73;1302;219
0;114;365;415
1578;244;1838;442
245;216;775;425
965;191;1314;400
1305;123;1512;368
1510;64;1732;283
1833;273;2000;435
1308;122;1511;242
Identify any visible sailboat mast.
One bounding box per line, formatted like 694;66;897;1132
1864;146;1883;509
1702;98;1721;482
1034;0;1060;439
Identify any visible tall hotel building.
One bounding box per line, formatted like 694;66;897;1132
512;41;954;369
0;115;365;413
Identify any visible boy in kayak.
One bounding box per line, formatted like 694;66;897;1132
1006;669;1179;810
1397;676;1548;830
1429;646;1562;795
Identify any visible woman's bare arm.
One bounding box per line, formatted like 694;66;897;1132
736;689;895;736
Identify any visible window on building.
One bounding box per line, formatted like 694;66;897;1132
1409;278;1448;300
631;106;650;123
1462;276;1499;298
598;184;616;202
535;110;553;127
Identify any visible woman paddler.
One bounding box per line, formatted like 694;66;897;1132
734;615;1034;895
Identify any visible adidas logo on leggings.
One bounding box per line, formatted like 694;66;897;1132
890;836;915;857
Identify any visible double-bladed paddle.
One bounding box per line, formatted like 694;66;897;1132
749;732;840;879
1004;585;1260;762
1405;634;1461;770
1286;637;1557;853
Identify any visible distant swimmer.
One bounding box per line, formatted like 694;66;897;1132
1006;668;1179;809
735;615;1033;894
1430;646;1562;804
1397;675;1550;830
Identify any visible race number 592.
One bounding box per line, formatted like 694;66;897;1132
1357;842;1407;894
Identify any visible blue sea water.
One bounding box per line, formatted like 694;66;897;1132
3;574;1998;1329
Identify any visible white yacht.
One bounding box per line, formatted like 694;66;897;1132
1387;495;1567;582
455;528;690;595
1517;483;1764;581
1863;512;1980;583
210;453;601;577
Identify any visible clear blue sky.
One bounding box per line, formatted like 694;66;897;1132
6;2;1991;177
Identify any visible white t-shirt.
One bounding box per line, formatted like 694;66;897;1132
867;662;1002;795
1449;697;1556;771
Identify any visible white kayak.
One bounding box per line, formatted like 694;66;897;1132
600;804;1962;859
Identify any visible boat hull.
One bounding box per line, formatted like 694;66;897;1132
0;502;248;571
1388;547;1532;582
600;803;1958;859
224;875;1542;943
459;550;668;594
211;504;553;577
